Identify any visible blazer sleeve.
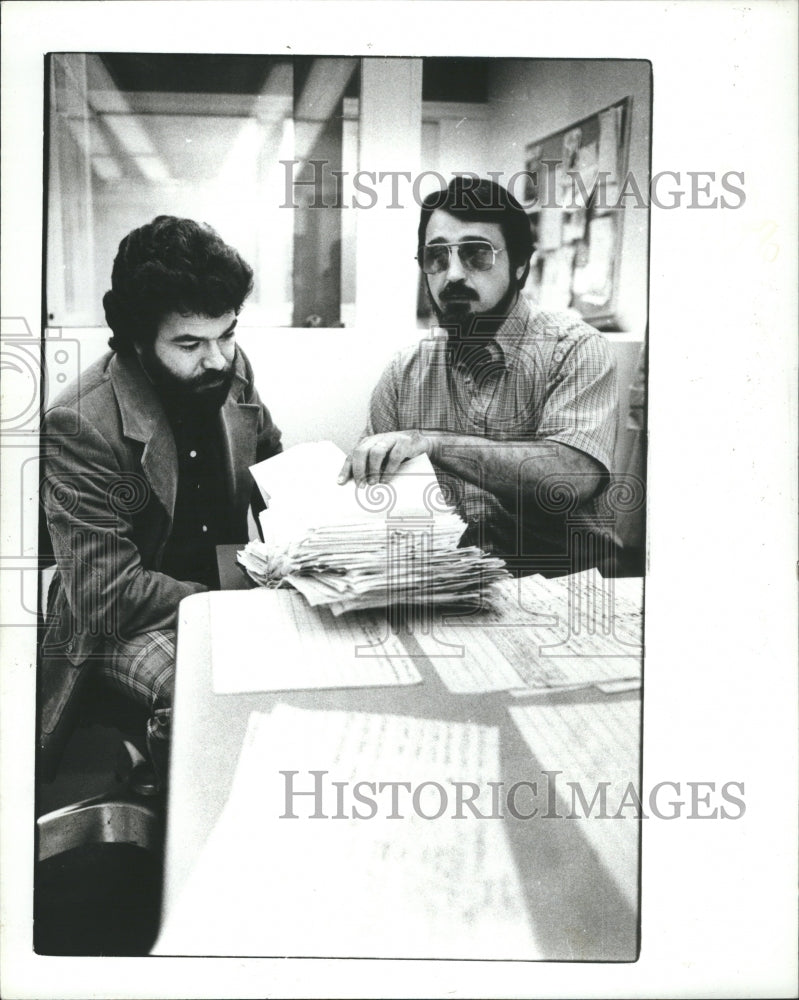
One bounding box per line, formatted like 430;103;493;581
41;405;208;646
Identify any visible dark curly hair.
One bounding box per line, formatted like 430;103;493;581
417;177;534;290
103;216;254;354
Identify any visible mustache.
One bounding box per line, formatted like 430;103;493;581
192;368;233;388
439;281;479;302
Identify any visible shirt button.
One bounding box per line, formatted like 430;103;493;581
189;450;197;458
202;525;208;533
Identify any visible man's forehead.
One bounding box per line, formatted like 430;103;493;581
424;209;506;247
157;311;237;341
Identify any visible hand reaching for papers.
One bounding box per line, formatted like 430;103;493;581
242;441;508;614
337;430;432;486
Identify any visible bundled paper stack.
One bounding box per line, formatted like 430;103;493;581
238;441;508;615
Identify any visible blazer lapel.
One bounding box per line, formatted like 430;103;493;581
110;353;178;521
221;366;260;518
110;350;259;525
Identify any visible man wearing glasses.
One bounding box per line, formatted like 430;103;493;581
339;176;619;575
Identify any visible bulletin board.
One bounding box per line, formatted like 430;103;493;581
523;97;632;330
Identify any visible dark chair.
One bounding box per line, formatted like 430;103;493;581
34;545;165;954
36;676;163;862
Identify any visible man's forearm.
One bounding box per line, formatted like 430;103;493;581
425;432;604;510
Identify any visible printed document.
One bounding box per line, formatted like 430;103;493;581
209;588;421;694
154;705;541;958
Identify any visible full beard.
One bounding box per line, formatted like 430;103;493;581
431;280;519;347
138;347;234;415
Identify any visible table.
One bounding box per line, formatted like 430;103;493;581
155;563;642;961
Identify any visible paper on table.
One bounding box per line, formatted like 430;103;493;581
507;682;593;698
509;697;640;907
209;588;422;694
507;678;640;698
415;570;642;694
540;569;643;647
154;705;541;959
243;440;508;613
251;440;448;529
250;439;342;506
607;574;645;607
595;678;642;694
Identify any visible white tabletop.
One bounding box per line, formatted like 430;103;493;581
155;582;642;960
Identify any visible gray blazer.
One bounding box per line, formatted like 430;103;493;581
38;346;282;764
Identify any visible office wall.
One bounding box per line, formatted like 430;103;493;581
421;103;490;182
46;59;650;472
482;59;650;489
487;59;651;340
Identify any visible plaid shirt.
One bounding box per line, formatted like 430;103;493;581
364;295;618;559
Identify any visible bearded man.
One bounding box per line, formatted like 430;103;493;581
39;216;282;778
339;177;619;576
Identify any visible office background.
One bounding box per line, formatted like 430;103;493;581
45;54;649;486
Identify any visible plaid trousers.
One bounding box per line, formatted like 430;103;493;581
98;629;176;781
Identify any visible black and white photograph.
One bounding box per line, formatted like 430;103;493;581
36;47;649;961
0;3;796;999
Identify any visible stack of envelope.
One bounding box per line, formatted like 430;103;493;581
237;441;508;615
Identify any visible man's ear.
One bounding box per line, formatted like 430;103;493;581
515;262;526;285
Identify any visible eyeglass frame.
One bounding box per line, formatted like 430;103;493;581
416;240;506;275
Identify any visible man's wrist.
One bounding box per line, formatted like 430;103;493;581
420;430;440;462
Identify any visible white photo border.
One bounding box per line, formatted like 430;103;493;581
1;2;797;998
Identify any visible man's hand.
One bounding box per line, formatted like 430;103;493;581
337;430;431;486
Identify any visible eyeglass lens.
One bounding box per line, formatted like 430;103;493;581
421;242;496;274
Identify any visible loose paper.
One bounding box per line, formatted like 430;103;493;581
416;569;643;694
241;441;508;612
209;587;422;694
154;705;541;958
509;697;641;907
